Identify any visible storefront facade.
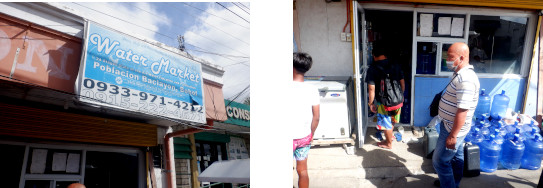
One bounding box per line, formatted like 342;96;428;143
174;99;249;187
0;2;227;188
294;0;543;147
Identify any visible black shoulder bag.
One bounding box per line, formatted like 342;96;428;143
429;75;457;117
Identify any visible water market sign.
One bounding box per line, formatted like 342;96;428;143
224;100;249;127
76;22;205;124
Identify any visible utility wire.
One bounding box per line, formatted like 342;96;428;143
181;2;249;29
224;61;249;67
239;3;249;11
226;85;250;105
171;3;249;45
72;3;248;61
216;3;249;23
189;49;249;59
232;2;249;15
108;3;249;57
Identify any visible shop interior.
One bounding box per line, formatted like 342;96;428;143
363;10;413;124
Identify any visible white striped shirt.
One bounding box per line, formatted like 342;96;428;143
438;65;480;137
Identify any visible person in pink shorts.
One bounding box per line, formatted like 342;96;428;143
292;52;320;188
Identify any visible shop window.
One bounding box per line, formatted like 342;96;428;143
84;151;139;188
0;144;25;188
440;43;454;72
416;42;438;74
468;15;528;74
26;148;82;175
195;141;229;188
417;13;466;38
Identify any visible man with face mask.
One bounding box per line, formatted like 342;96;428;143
433;42;480;188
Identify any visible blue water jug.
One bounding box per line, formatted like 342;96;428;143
475;89;491;120
491;121;507;137
522;121;539;135
480;134;502;172
470;127;485;145
481;115;491;127
481;126;490;139
506;126;526;142
490;90;510;120
521;134;543;170
500;134;525;170
524;126;540;140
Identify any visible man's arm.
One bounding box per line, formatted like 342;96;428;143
311;105;320;137
446;108;468;149
368;84;377;113
400;79;405;93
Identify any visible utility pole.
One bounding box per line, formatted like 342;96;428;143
177;35;186;52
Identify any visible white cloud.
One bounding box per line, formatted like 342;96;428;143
183;3;250;103
57;2;172;42
55;2;250;102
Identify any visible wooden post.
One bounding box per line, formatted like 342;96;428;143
189;134;200;188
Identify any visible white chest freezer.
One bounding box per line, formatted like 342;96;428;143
304;76;355;140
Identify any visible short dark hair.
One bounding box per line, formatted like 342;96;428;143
372;41;386;57
293;52;313;73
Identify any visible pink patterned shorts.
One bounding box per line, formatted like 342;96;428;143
293;134;312;161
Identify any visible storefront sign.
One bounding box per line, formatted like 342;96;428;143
224;100;249;127
0;15;81;93
77;22;205;123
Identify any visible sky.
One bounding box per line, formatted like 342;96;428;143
51;2;250;103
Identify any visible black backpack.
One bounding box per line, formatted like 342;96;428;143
376;65;403;111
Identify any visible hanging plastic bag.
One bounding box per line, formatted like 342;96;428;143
427;116;442;128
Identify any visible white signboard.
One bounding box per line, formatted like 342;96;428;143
77;22;206;123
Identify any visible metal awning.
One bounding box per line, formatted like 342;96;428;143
198;159;250;184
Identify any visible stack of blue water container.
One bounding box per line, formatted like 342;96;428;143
465;89;543;172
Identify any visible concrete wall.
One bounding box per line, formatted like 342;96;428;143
295;0;353;77
175;159;191;188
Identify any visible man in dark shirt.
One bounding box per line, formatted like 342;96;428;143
365;41;405;149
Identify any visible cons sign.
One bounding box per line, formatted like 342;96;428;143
223;100;249;127
226;106;250;121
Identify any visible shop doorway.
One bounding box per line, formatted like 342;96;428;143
353;3;413;147
364;9;413;125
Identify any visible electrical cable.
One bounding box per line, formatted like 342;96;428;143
226;85;249;106
181;2;249;29
188;49;249;59
232;2;249;15
170;3;249;45
70;3;249;61
128;3;246;55
215;3;249;23
238;3;249;11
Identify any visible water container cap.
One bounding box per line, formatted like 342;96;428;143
501;90;505;95
513;133;520;142
536;134;542;142
475;127;480;132
515;127;521;134
533;127;538;134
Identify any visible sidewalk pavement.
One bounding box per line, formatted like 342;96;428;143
294;126;542;188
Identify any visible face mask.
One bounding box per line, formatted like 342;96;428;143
446;57;460;71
